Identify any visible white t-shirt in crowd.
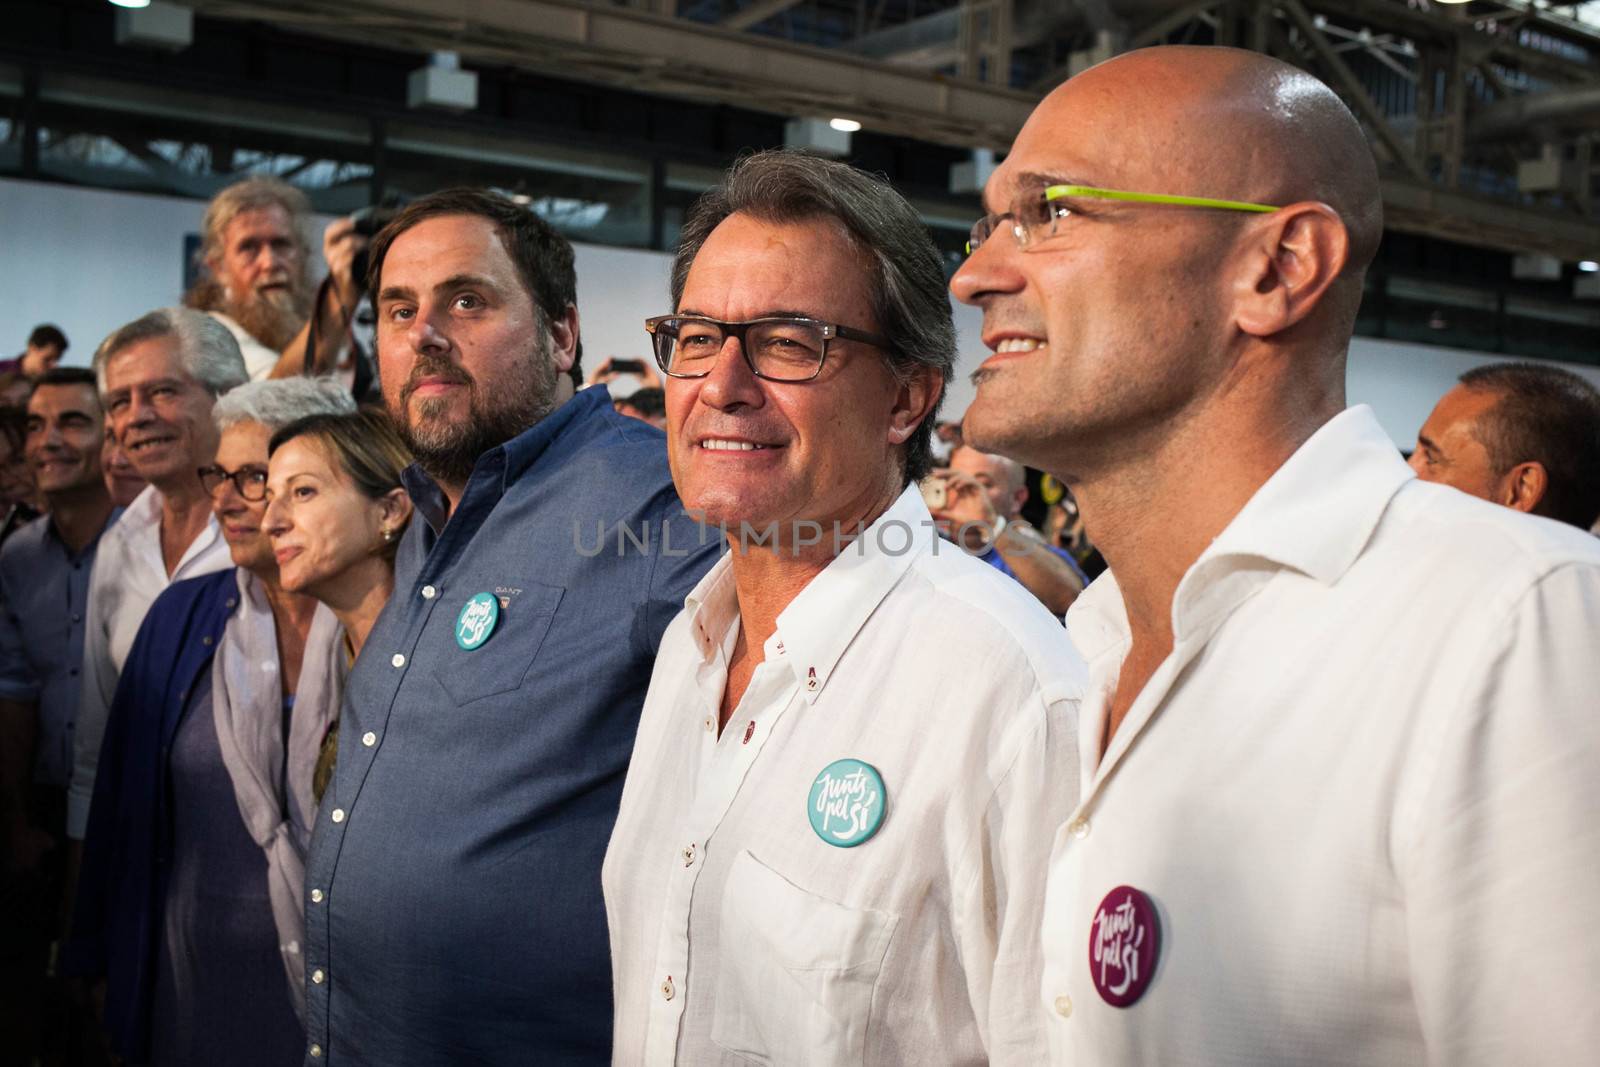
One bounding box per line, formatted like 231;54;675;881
208;310;280;382
605;485;1086;1066
1041;404;1600;1065
68;485;231;838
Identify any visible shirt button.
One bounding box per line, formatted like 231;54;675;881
1068;816;1091;839
311;968;325;984
362;731;377;747
682;844;696;867
1054;994;1073;1018
660;976;675;1001
71;613;81;623
422;585;437;599
702;716;715;732
310;888;324;903
201;635;213;646
309;1044;323;1058
391;653;406;668
330;808;346;823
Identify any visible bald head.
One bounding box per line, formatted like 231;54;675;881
953;45;1382;476
950;444;1028;518
1039;46;1383;281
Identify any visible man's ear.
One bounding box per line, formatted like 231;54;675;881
548;304;580;374
1498;460;1549;515
887;366;942;446
1233;202;1350;338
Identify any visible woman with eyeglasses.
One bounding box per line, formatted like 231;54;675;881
66;377;353;1067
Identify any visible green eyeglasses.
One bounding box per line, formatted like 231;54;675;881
966;184;1280;254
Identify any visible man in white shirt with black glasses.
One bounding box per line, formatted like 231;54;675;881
603;150;1085;1066
953;45;1600;1065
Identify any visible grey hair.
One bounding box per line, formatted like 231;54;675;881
92;307;249;397
670;149;955;484
213;376;356;434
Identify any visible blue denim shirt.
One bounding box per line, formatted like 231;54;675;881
0;510;119;787
301;388;718;1066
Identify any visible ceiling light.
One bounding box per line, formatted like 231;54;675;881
1580;261;1599;273
829;118;862;133
109;0;151;8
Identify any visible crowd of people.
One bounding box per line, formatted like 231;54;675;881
1;42;1598;1067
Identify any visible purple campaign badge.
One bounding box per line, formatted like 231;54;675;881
1088;885;1160;1008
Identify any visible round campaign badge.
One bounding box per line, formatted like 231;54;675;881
454;592;500;651
1088;885;1161;1008
807;759;886;848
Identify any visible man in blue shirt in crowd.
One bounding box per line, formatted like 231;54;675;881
0;367;119;1058
928;443;1087;614
299;188;718;1065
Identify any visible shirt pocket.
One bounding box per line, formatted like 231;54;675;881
711;849;898;1066
432;582;564;707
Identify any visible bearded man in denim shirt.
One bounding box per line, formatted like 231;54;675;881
298;188;717;1066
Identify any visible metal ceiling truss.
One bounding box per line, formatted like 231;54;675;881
175;0;1600;260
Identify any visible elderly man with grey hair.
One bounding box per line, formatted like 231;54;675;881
603;150;1086;1065
66;376;354;1066
185;176;368;381
66;307;250;847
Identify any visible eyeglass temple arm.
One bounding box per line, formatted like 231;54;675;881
1045;184;1280;213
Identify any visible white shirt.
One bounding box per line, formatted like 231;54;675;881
208;310;280;381
604;486;1086;1066
1042;405;1600;1066
67;485;230;837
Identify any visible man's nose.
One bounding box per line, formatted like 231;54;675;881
949;233;1023;307
696;337;765;411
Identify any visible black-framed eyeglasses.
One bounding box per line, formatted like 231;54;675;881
198;464;268;501
643;315;892;384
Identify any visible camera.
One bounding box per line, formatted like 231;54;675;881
349;201;406;288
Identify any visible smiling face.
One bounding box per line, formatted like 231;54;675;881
102;335;221;491
210;419;275;573
375;213;573;494
25;381;104;497
101;424;146;507
263;435;387;598
949;79;1244;474
665;212;932;544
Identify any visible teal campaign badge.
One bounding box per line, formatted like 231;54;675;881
454;592;500;651
808;759;886;848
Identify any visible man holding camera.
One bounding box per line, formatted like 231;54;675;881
926;444;1086;614
184;176;370;382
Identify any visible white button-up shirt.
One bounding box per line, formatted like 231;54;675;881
1042;405;1600;1066
605;486;1086;1066
67;485;230;837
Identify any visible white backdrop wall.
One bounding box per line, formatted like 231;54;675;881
4;177;1597;449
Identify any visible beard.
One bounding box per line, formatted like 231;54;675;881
388;335;563;490
226;281;313;352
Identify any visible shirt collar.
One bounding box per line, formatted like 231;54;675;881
1066;405;1413;653
1200;405;1411;584
678;484;934;703
778;484;932;703
122;483;165;532
400;387;609;534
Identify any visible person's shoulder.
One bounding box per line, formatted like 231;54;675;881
0;513;49;567
146;568;237;620
1381;480;1600;588
901;544;1088;696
